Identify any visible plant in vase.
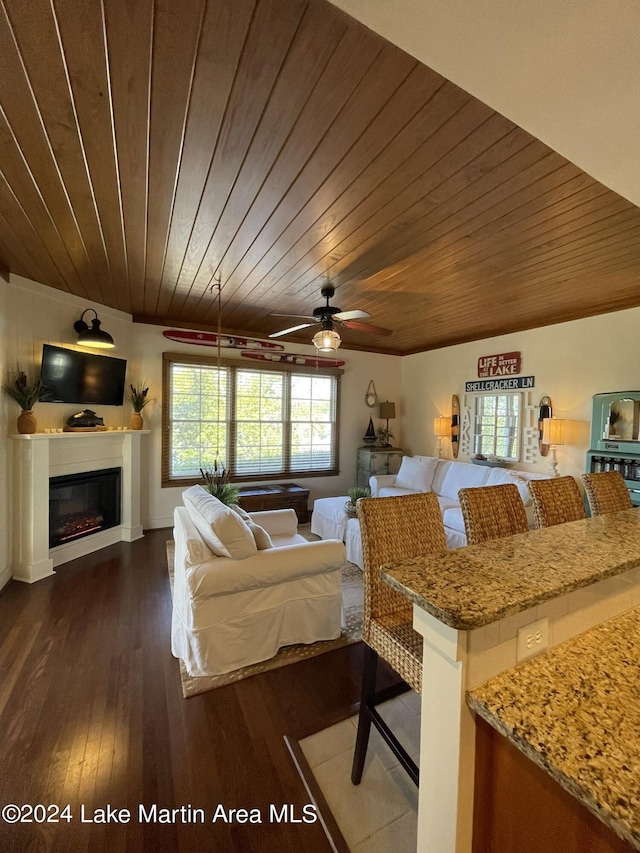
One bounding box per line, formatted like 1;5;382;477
200;462;240;507
129;382;150;429
345;486;371;515
3;365;45;434
376;424;394;447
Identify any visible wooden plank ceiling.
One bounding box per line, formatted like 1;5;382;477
0;0;638;355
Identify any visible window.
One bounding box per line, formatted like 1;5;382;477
473;393;521;461
162;353;341;485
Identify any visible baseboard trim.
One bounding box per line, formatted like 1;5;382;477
284;735;351;853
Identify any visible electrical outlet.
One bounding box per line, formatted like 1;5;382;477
516;617;549;662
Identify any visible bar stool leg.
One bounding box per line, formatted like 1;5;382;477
351;645;378;785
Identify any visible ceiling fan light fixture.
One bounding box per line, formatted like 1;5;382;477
73;308;115;348
312;328;341;352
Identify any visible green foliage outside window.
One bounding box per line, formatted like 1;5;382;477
164;358;339;482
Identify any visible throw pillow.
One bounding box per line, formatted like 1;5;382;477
231;504;252;523
182;485;257;560
246;520;274;550
394;456;439;492
231;504;274;549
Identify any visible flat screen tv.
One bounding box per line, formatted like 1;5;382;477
40;344;127;406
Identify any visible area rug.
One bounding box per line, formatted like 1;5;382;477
166;534;363;698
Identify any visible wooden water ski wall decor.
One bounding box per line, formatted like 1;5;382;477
162;330;284;350
239;351;345;368
451;394;460;458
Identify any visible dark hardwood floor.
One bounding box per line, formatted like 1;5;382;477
0;529;366;852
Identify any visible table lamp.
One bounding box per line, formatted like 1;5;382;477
542;418;565;476
434;416;449;458
378;401;396;446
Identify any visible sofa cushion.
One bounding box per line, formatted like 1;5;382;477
486;468;549;507
439;461;491;500
183;486;257;560
378;486;421;498
442;507;466;534
175;505;214;567
394;455;439;493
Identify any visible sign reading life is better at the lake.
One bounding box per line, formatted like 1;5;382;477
477;351;521;378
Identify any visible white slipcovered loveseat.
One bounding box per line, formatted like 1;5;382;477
370;455;550;547
172;485;346;677
311;456;550;568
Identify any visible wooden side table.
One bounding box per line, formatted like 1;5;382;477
237;483;310;523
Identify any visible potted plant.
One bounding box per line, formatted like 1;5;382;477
129;383;150;430
376;424;394;447
200;463;240;507
345;486;371;515
3;366;44;434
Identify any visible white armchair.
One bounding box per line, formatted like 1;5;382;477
171;487;346;677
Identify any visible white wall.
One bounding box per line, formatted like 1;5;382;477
400;308;640;480
1;275;402;579
0;276;134;586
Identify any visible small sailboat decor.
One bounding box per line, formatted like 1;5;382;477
363;416;377;445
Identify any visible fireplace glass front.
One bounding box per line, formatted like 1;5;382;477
49;467;122;548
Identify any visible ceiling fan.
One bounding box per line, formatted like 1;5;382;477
268;285;392;352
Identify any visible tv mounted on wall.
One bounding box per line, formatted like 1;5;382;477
40;344;127;406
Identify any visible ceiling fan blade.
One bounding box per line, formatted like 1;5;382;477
340;319;393;336
334;309;370;321
270;313;315;320
268;323;314;339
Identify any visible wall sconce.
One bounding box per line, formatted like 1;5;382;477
378;401;396;447
542;417;565;477
434;416;449;458
538;396;552;456
74;308;115;349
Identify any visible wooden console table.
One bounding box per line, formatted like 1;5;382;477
237;483;310;523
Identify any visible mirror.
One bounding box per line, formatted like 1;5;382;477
607;399;640;441
365;380;378;408
538;396;552;456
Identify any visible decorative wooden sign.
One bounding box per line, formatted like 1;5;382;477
466;376;535;392
477;351;521;378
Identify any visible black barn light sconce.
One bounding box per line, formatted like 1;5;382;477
74;308;115;349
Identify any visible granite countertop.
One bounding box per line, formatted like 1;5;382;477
468;606;640;850
380;508;640;630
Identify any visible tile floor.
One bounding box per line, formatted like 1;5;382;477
299;692;420;852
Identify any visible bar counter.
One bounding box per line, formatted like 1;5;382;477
381;508;640;630
468;606;640;850
379;507;640;853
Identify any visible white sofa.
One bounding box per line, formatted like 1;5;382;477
371;455;549;547
172;485;346;677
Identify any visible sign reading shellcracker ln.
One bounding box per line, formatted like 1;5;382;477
465;376;535;392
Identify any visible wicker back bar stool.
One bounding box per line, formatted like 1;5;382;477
581;471;633;516
527;476;586;528
352;493;447;787
458;483;529;545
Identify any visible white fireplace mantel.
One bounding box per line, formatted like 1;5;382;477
11;430;149;583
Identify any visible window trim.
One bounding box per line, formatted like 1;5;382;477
161;351;342;487
471;391;522;462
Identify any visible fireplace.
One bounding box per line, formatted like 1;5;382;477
49;468;122;548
